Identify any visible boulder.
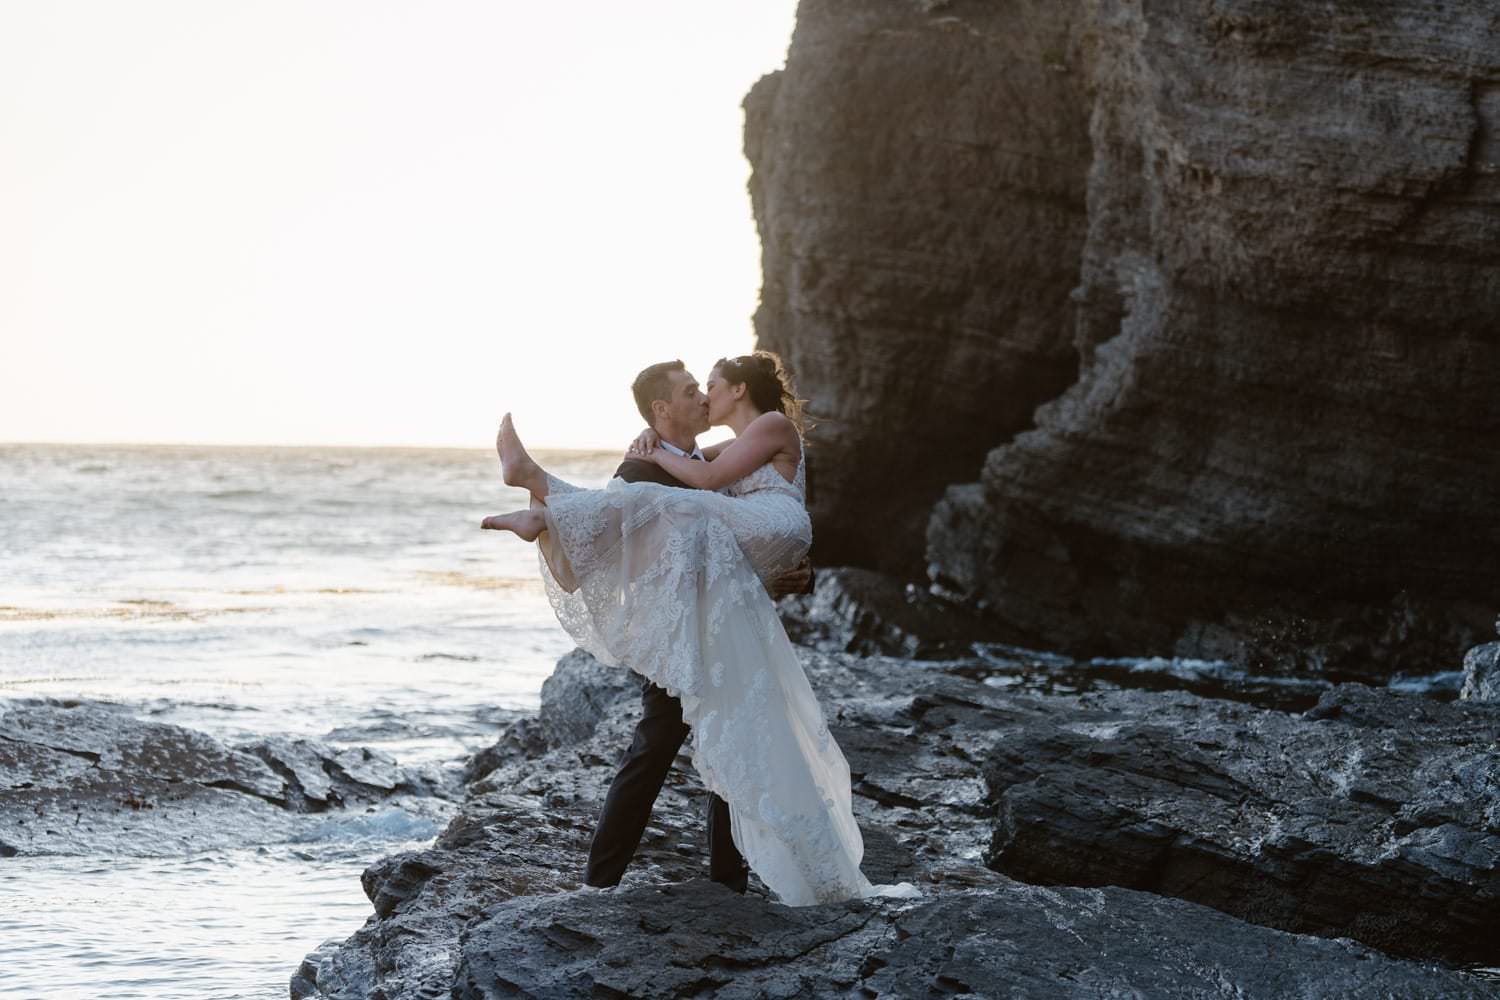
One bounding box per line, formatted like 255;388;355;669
1462;642;1500;702
0;699;449;856
462;649;639;785
776;566;1020;659
983;684;1500;965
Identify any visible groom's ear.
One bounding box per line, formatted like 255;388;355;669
650;398;669;424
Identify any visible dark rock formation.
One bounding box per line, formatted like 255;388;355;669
781;567;1340;712
984;684;1500;965
0;700;448;856
1463;640;1500;702
745;0;1091;575
450;879;1492;1000
746;0;1500;677
461;649;639;784
776;566;1021;659
292;653;718;1000
293;647;1500;997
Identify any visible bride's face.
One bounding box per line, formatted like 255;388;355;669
704;367;742;426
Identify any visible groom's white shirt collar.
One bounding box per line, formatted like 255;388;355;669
658;440;704;461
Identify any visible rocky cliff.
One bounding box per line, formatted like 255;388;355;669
747;0;1500;677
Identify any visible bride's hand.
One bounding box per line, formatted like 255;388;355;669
625;427;659;460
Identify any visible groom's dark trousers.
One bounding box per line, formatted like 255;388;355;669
583;456;751;891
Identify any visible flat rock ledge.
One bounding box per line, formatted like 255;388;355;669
450;879;1487;1000
0;699;449;857
293;648;1500;998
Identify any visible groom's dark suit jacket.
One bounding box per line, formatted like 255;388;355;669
612;456;688;489
583;454;811;892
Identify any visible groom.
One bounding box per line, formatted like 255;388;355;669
584;359;813;893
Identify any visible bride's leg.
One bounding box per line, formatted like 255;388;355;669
480;508;546;542
497;413;550;502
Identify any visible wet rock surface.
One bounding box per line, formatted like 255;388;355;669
984;684;1500;966
293;642;1500;998
777;566;1022;660
748;0;1500;676
1464;641;1500;702
780;568;1340;713
451;878;1491;1000
0;699;450;856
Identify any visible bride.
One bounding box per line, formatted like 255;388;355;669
482;352;915;906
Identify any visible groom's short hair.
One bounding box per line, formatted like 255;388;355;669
632;360;686;425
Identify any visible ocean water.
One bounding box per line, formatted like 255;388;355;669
0;443;621;1000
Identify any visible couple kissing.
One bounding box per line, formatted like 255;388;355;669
484;352;916;906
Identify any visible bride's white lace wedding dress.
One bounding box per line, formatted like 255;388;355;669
535;449;917;906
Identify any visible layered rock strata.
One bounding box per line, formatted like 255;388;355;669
747;0;1500;676
984;684;1500;965
745;0;1091;574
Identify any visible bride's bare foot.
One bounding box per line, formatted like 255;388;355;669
480;508;546;542
497;414;546;499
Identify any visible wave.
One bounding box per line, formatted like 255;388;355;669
203;489;269;501
1388;670;1464;697
416;570;540;592
290;805;441;845
0;603;270;623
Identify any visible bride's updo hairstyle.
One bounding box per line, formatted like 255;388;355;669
713;350;808;434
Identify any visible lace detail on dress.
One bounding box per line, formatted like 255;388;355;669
531;449;916;906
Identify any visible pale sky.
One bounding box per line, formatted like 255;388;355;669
0;1;799;449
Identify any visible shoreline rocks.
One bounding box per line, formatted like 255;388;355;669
1463;640;1500;702
292;641;1500;997
0;699;450;857
776;566;1028;660
983;684;1500;966
451;878;1493;1000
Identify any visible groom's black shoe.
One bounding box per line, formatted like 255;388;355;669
707;794;750;894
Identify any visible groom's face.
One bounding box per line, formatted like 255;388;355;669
658;369;711;437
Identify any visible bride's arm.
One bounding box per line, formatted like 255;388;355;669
700;441;730;461
645;413;796;491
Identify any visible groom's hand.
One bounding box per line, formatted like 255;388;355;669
769;558;813;599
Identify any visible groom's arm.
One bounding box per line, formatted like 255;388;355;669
614;459;814;596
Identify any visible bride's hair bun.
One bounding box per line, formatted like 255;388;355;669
713;350;809;434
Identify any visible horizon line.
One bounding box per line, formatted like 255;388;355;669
0;438;624;454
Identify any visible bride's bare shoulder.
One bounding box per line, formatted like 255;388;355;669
749;410;796;441
748;412;801;469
